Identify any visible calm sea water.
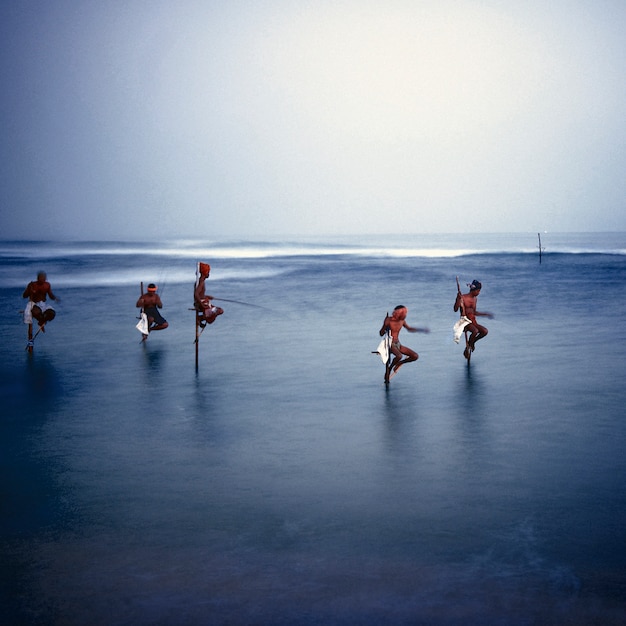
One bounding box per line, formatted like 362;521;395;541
1;233;625;624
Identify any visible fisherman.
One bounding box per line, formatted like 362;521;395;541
136;284;168;340
379;305;429;383
453;279;494;359
23;271;59;331
194;263;223;327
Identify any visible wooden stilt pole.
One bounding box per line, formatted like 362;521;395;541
538;232;544;264
456;276;471;366
195;310;200;371
26;323;45;351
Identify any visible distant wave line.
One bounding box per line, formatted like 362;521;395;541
0;268;284;289
1;241;625;260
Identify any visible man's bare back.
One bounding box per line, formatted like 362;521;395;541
137;291;162;309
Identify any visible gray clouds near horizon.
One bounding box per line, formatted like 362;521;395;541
1;0;625;240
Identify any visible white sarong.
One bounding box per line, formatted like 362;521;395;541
373;331;392;364
23;300;54;324
453;316;472;343
136;312;149;335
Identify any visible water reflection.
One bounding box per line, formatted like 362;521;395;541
141;343;165;371
23;355;63;411
453;363;487;421
460;361;483;396
2;357;68;539
380;384;421;461
444;363;494;482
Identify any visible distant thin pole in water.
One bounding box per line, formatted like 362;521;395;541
538;233;544;264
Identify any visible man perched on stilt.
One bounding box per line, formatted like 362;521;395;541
194;263;223;328
454;280;494;359
379;305;429;384
136;284;168;341
23;271;59;333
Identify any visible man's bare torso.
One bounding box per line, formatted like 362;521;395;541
461;293;478;321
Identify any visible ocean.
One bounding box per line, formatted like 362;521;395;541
1;232;625;624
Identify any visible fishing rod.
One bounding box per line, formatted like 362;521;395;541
455;276;465;315
155;268;168;298
192;296;267;346
210;297;270;310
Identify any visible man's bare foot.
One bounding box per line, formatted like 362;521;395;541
389;362;404;379
463;346;470;359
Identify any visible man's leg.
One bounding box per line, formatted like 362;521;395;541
389;345;403;371
469;323;488;349
205;306;224;324
32;305;45;330
392;346;418;373
465;323;479;353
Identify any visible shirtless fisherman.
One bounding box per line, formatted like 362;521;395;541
136;284;168;340
379;305;430;383
23;271;60;331
454;279;494;359
194;263;223;327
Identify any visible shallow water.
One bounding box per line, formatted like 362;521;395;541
2;235;626;624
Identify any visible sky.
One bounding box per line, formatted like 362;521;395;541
1;0;625;240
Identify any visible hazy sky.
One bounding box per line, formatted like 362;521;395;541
1;0;625;240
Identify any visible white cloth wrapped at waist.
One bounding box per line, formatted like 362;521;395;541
373;331;392;363
453;316;472;343
23;300;54;324
136;312;149;335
